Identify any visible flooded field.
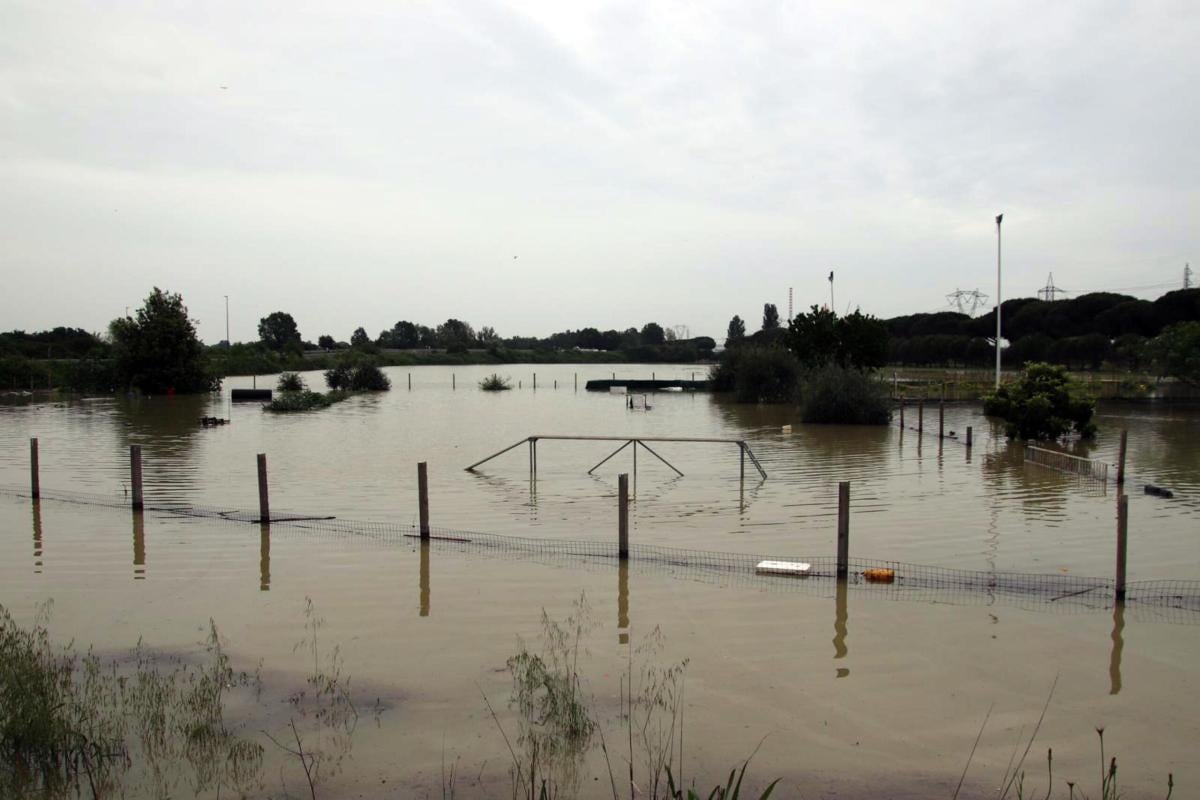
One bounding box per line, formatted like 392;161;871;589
1;363;1198;797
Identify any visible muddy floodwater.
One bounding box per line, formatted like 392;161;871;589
1;363;1198;798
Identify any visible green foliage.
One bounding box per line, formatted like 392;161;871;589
761;304;780;332
324;359;390;391
710;347;801;403
786;306;888;371
277;372;305;392
0;604;263;798
258;311;302;352
0;328;107;360
641;322;666;346
1151;321;1200;384
317;334;336;350
108;288;218;394
799;365;891;425
983;362;1097;440
479;373;513;391
263;390;348;413
350;327;371;349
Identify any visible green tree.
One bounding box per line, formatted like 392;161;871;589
640;322;665;345
725;315;746;348
258;312;301;351
350;327;370;349
437;319;475;348
786;306;840;368
317;334;336;350
983;362;1097;440
109;288;218;394
1151;321;1200;384
786;306;887;371
762;303;780;331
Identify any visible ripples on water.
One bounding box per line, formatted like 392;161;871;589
1;364;1197;579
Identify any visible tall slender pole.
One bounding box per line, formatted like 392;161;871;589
995;213;1004;390
256;453;269;523
1115;493;1128;601
224;295;230;344
30;437;40;499
618;474;629;559
418;461;430;539
130;445;144;511
837;481;850;580
829;270;835;311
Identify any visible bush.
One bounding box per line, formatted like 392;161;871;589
277;372;305;392
479;373;512;391
799;365;891;424
983;362;1097;440
710;347;801;403
263;390;348;413
325;360;390;391
1150;320;1200;384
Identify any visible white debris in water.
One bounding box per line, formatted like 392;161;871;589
755;560;811;577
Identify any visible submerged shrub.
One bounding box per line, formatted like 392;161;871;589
479;373;512;391
710;347;801;403
277;372;305;392
348;363;391;391
324;364;353;390
799;365;890;425
983;362;1096;440
264;390;348;413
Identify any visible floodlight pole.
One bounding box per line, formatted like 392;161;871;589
224;295;230;344
994;214;1003;390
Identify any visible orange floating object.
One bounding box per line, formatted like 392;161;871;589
863;568;895;584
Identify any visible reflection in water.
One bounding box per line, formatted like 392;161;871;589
259;525;271;591
833;580;849;678
32;500;42;574
133;512;145;580
618;560;629;644
419;541;430;617
111;394;215;506
1110;602;1125;695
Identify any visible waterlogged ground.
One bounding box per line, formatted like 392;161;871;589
1;364;1198;797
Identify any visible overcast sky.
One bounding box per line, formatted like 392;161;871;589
2;1;1197;344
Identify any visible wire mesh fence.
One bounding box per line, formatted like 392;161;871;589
4;483;1199;619
1024;445;1110;482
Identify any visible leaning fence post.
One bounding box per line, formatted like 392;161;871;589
837;481;850;580
618;473;629;559
130;445;144;511
1117;429;1128;486
256;453;269;523
30;437;40;499
1115;494;1128;601
418;461;430;539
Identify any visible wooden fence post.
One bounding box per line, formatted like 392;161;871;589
918;400;924;435
533;373;537;390
408;373;411;390
30;437;40;499
618;473;629;559
130;445;144;511
1116;494;1128;601
418;461;430;539
256;453;269;523
452;374;456;390
1117;430;1128;486
899;400;904;428
966;426;973;448
837;481;850;580
938;398;945;439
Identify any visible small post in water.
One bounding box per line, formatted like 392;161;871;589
618;473;629;559
533;373;536;390
452;374;456;390
256;453;269;523
130;445;144;511
408;373;411;390
30;437;40;499
918;400;924;435
418;461;430;540
837;481;850;580
939;397;945;440
1115;494;1129;601
966;426;973;449
1117;429;1128;486
574;372;578;391
899;399;904;428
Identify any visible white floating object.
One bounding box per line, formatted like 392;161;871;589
661;386;683;392
755;560;811;577
609;386;627;394
781;424;792;433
